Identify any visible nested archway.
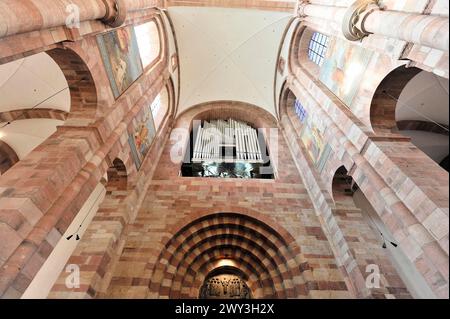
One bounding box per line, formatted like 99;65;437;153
148;212;310;299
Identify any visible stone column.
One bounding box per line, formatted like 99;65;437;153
343;0;449;51
297;0;450;52
0;0;128;39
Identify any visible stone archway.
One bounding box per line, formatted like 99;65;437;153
0;140;18;175
148;212;309;299
370;66;422;134
46;48;98;122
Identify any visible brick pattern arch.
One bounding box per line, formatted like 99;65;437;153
46;48;98;122
176;100;278;131
0;109;68;123
106;158;128;191
370;66;422;134
148;212;311;299
0;140;19;175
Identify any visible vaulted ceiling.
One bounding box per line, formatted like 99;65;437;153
168;6;292;116
0;52;69;161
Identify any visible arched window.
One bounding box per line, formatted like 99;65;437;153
134;20;161;68
308;32;329;66
294;99;307;123
150;86;169;131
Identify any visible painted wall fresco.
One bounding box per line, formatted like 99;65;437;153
319;37;373;107
97;26;144;98
295;100;331;172
128;106;157;170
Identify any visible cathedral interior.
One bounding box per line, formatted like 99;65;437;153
0;0;448;300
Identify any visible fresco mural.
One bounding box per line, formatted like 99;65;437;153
97;26;144;98
319;37;373;107
128;106;157;170
295;99;331;172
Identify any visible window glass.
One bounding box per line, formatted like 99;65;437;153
308;32;329;66
134;21;161;68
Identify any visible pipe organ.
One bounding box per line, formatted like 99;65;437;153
192;119;264;163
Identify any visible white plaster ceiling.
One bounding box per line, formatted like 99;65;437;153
168;6;292;116
396;71;449;164
0;52;70;113
396;71;449;126
0;52;69;160
0;119;63;159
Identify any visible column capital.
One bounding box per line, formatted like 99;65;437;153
101;0;128;28
296;0;310;18
342;0;381;41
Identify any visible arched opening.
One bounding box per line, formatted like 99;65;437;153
0;139;18;174
23;157;127;298
290;26;327;76
106;158;128;191
46;48;97;120
180;117;274;179
148;212;310;299
331;166;435;299
134;20;162;69
151;85;170;131
279;86;332;174
370;66;449;170
0;50;75;174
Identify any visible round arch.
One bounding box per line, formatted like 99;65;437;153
148;211;310;299
175;100;278;130
0;139;18;175
46;47;98;121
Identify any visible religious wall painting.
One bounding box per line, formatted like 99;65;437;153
319;37;373;107
97;26;144;98
128;107;156;170
300;113;331;172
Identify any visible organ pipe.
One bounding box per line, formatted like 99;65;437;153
192;119;263;163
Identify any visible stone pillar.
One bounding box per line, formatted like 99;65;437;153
343;0;449;51
297;0;450;52
0;0;128;38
